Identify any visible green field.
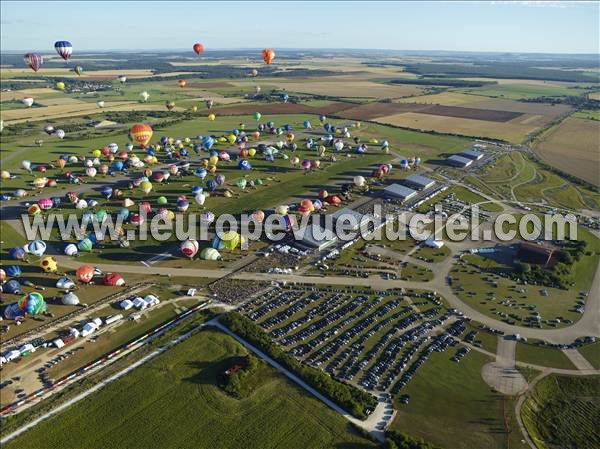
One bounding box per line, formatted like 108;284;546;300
521;375;600;449
4;329;377;449
391;349;527;449
461;84;582;100
577;342;600;369
515;344;575;370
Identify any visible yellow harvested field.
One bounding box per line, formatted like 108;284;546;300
0;88;56;101
1;101;160;124
0;68;155;78
589;92;600;100
375;111;550;143
265;79;424;98
456;77;578;87
396;92;478;105
36;97;88;106
535;117;600;186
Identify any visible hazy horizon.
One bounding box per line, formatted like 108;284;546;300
1;1;598;54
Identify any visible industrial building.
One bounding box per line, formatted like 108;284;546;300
329;207;366;231
402;174;435;191
447;155;473;168
294;224;338;251
459;149;484;160
383;184;418;201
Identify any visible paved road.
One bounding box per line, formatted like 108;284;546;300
481;337;528;395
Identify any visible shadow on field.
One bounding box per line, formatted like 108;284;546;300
183;356;247;387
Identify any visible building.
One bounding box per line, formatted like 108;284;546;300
294;224;338;251
383;184;418;201
402;174;435;191
458;149;484;160
329;207;365;231
516;242;554;266
447;155;473;168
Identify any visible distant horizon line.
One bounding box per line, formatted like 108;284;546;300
1;48;598;57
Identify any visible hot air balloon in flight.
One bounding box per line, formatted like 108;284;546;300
178;79;186;88
250;69;258;77
130;124;153;148
22;97;34;107
96;100;105;108
54;41;72;60
24;53;43;72
206;99;214;109
166;101;175;111
74;65;83;75
193;42;204;56
262;49;275;64
55;82;65;91
139;91;150;102
117;75;127;83
208;113;216;121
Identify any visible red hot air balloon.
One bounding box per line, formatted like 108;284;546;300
193;43;204;56
24;53;43;72
262;49;275;64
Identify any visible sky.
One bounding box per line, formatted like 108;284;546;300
1;1;598;54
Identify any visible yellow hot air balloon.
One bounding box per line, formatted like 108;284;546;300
92;149;101;158
140;181;153;194
40;255;58;273
208;165;217;174
129;124;153;148
55;81;65;91
208;113;216;121
191;106;198;113
248;148;256;157
201;159;209;168
1;170;10;180
55;159;66;169
227;134;236;145
209;155;219;166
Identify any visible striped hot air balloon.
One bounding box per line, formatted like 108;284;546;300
129;124;153;148
24;53;43;72
54;41;73;60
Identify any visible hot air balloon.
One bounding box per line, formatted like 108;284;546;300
102;273;125;286
193;42;204;56
64;243;78;256
18;292;47;316
24;53;43;72
5;265;22;277
180;239;199;258
61;292;79;305
40;256;58;273
212;231;241;251
96;100;105;108
44;125;55;135
26;240;47;257
200;211;215;226
250;69;258;77
254;85;261;95
353;175;366;187
235;178;247;190
54;41;73;60
38;197;53;210
166;101;175;111
22;97;34;107
140;181;153;194
208;113;216;121
118;75;127;83
55;81;65;91
178;79;186;88
282;93;289;103
194;193;206;206
1;170;10;180
76;265;96;283
206;99;214;109
275;204;289;215
262;49;275;64
253;112;261;121
238;159;252;170
139;91;150;102
55;129;65;139
200;247;221;261
130;124;153;148
77;237;93;252
74;65;83;75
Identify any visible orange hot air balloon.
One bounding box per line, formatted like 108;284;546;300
129;124;153;148
193;42;204;56
178;79;186;88
76;264;96;283
262;49;275;64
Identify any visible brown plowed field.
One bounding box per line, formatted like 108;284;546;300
339;102;522;122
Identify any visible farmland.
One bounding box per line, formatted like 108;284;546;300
2;329;377;449
533;116;600;186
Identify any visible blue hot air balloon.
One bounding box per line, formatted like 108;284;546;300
4;280;21;294
201;136;214;150
195;169;207;179
52;197;62;208
101;186;113;199
118;207;130;220
193;144;202;154
5;265;22;277
9;247;26;260
111;161;124;172
206;180;217;192
238;159;252;170
54;41;73;60
303;120;311;129
191;186;203;195
160;136;169;146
